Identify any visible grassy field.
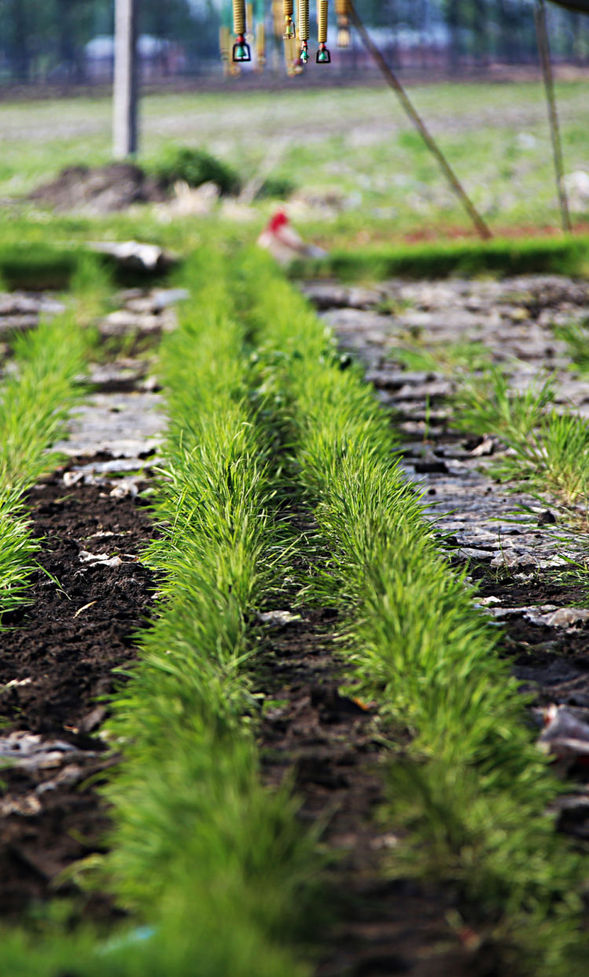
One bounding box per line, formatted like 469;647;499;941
1;80;588;249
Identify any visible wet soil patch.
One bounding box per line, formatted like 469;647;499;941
257;608;498;976
0;461;156;734
0;457;156;919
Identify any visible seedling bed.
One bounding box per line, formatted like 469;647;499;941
1;260;588;975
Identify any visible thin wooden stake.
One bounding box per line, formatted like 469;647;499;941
113;0;139;159
534;0;572;233
347;0;492;241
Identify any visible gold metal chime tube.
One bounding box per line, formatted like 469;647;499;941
219;24;231;73
282;0;298;74
225;0;340;73
272;0;283;37
335;0;350;48
256;21;266;67
297;0;309;63
232;0;251;60
283;0;295;37
316;0;330;62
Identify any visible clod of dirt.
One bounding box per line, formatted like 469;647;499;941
28;163;168;214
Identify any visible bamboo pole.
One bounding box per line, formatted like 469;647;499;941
534;0;572;233
347;0;492;240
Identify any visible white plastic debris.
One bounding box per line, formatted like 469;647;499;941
79;550;123;568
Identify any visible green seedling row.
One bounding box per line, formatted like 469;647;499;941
291;234;589;282
98;254;318;977
0;252;318;977
0;294;89;618
242;249;588;975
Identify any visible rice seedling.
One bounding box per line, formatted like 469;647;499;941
1;240;587;975
554;319;589;375
240;248;589;975
452;366;555;443
0;315;86;494
389;338;492;375
0;495;38;617
492;410;589;507
0;276;102;618
290;235;589;282
451;365;589;514
89;252;320;976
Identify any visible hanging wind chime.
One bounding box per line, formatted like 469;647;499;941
232;0;252;61
223;0;352;74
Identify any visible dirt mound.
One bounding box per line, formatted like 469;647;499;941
28;162;168;214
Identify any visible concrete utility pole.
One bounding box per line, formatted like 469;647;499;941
113;0;139;158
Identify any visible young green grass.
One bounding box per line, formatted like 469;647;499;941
240;248;589;976
451;366;589;512
389;337;492;374
0;248;320;977
492;410;589;507
452;366;555;443
0;494;38;617
0;315;86;493
554;318;589;375
290;235;589;281
87;253;319;976
0;267;102;617
1;236;587;975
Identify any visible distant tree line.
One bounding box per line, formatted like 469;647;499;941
0;0;587;84
0;0;219;83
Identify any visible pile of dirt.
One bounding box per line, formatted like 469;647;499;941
28;163;168;214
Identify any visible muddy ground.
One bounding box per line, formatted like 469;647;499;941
0;275;588;974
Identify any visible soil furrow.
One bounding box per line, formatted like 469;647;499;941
0;285;171;921
257;607;492;976
0;463;156;919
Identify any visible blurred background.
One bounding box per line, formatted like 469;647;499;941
0;0;587;88
0;1;587;247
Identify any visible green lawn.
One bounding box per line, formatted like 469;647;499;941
1;80;588;249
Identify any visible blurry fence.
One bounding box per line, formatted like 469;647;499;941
0;0;588;90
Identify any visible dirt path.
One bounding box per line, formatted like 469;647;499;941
257;602;501;976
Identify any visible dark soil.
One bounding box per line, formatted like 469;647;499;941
0;464;155;733
0;458;155;919
461;564;589;707
257;609;502;976
28;163;168;214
